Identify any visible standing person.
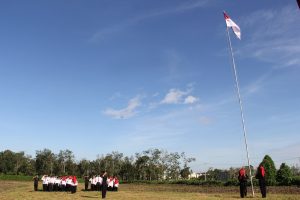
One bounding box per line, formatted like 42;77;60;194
238;167;248;198
90;176;95;191
66;176;72;192
48;176;54;192
101;172;108;199
96;175;101;191
33;175;39;191
107;176;114;191
84;175;89;191
42;175;48;191
256;165;267;198
113;176;119;192
71;176;78;194
61;176;66;191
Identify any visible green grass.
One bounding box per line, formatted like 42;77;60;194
0;175;32;181
0;180;299;200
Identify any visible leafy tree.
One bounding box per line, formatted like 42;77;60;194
57;149;75;175
0;150;15;174
207;168;231;181
259;155;277;185
119;156;135;181
276;163;292;185
165;152;181;180
290;165;300;176
180;152;195;179
77;159;91;176
180;167;191;179
35;149;55;175
135;153;150;180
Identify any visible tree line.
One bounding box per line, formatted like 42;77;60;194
202;155;300;186
0;148;195;180
1;149;299;185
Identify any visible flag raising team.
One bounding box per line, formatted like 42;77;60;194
40;175;78;193
34;172;119;197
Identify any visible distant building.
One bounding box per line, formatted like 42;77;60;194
188;172;201;179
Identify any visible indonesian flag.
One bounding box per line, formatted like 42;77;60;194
224;12;241;40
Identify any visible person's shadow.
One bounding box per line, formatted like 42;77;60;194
80;195;99;198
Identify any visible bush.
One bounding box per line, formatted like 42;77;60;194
259;155;277;186
291;176;300;186
276;163;292;186
224;179;239;186
119;179;225;186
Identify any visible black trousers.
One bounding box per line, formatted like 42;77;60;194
259;179;266;198
48;183;53;192
85;183;88;190
34;183;38;191
102;185;107;199
66;184;70;191
61;184;66;191
96;182;101;191
239;181;247;198
53;183;58;191
71;186;77;193
43;184;47;191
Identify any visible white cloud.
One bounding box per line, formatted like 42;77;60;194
160;86;199;105
161;89;187;104
184;95;198;104
104;96;141;119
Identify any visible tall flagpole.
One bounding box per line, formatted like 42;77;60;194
225;26;255;197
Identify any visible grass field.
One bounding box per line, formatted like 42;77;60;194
0;180;299;200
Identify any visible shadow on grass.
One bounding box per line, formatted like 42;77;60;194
80;195;99;198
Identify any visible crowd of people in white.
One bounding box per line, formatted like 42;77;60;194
41;175;78;193
85;175;119;191
33;173;120;198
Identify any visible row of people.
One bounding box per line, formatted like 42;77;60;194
84;175;119;191
40;175;78;193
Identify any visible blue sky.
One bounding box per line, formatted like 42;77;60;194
0;0;300;171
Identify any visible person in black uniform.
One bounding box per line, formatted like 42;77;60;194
101;172;108;199
238;167;248;198
84;175;89;191
33;175;39;191
256;165;266;198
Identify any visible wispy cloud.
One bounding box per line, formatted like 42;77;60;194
90;0;209;42
104;96;141;119
239;5;300;68
199;116;213;125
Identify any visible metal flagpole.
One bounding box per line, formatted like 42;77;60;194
225;27;255;197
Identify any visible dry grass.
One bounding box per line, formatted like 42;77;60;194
0;181;299;200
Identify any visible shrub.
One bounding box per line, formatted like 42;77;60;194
291;176;300;186
259;155;277;186
276;163;292;186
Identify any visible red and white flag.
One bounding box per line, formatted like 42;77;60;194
223;12;241;40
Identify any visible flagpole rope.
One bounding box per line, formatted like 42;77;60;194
225;26;255;197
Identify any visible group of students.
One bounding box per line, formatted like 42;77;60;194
33;175;78;193
33;172;119;199
238;165;267;198
84;174;119;192
86;171;112;199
